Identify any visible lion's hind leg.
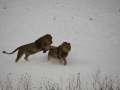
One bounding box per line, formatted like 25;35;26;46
24;54;29;61
15;50;24;62
48;55;51;61
48;50;53;61
48;52;51;61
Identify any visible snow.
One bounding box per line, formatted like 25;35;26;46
0;0;120;89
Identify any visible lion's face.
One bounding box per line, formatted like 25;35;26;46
61;42;71;53
44;34;53;46
35;34;53;47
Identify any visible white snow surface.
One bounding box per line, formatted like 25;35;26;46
0;0;120;88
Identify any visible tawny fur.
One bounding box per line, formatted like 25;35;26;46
48;42;71;65
3;34;56;62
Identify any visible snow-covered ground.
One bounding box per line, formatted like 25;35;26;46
0;0;120;89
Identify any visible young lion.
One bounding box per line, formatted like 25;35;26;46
3;34;56;62
48;42;71;65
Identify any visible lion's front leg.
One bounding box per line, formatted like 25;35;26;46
41;46;56;53
44;46;56;50
62;58;67;65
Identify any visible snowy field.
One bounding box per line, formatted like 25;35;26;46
0;0;120;89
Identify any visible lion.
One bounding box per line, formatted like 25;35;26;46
48;42;71;65
3;34;56;62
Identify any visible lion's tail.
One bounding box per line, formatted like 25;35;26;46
3;47;19;54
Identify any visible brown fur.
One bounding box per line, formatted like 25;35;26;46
35;34;53;52
3;34;56;62
48;42;71;65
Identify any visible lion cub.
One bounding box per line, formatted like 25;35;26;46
48;42;71;65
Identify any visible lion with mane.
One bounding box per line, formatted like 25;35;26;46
3;34;56;62
48;42;71;65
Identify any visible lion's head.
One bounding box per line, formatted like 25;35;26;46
35;34;53;48
41;34;53;46
61;42;71;53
